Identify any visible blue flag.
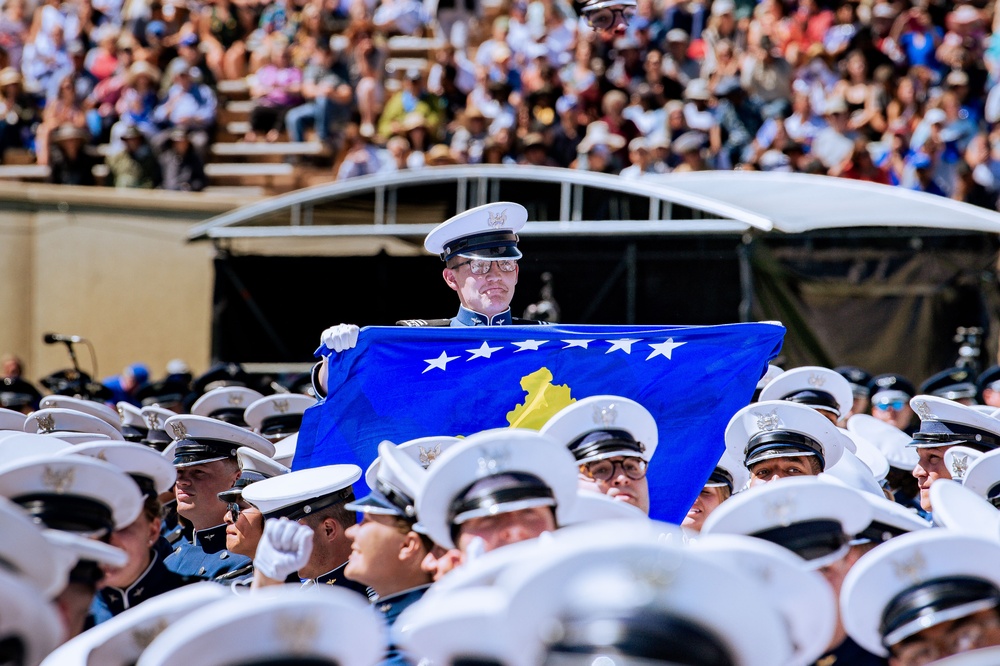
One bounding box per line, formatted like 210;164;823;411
294;323;784;523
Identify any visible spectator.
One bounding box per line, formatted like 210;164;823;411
0;0;28;71
198;0;246;82
111;61;161;145
671;130;709;171
572;120;625;173
742;34;793;118
831;50;886;138
36;73;88;165
153;65;217;158
285;41;353;146
662;28;700;90
518;132;558;166
48;124;98;185
336;123;386;179
107;124;161;188
619;136;655;178
159;126;206;191
377;66;442;141
0;68;36;156
246;40;303;142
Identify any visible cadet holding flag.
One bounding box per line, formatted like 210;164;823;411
313;202;546;397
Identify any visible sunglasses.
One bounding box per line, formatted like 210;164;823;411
873;399;907;411
449;259;518;275
227;501;247;522
583;5;635;30
580;456;647;482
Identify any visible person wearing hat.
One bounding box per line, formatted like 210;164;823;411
908;395;1000;513
415;429;578;560
977;366;1000;407
837;365;873;418
847;413;925;518
869;373;918;433
243;393;316;444
574;0;636;41
314;201;546;396
158;125;206;192
107;123;162;189
214;448;289;587
841;530;1000;665
920;367;979;405
191;386;264;427
540;395;658;514
48;122;98;186
136;585;385;666
377;65;442;142
0;65;37;158
24;407;124;444
64;442;196;625
682;451;748;532
162;415;274;581
725;399;851;486
759;365;855;425
242;464;368;594
702;477;894;664
343;440;451;664
151;63;217;161
572;120;627;173
0;454;143;639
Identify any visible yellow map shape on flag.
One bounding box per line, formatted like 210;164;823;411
506;367;576;430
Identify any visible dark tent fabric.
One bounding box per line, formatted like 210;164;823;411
750;236;1000;382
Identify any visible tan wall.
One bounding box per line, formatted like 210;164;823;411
0;183;251;385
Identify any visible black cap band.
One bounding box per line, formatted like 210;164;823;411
569;429;646;462
14;494;114;536
128;473;158;499
706;466;735;492
207;409;248;427
263;488;355;522
745;432;826;469
781;389;841;415
261;414;304;437
173;438;239;466
442;231;520;261
548;610;734;666
376;478;417;517
856;520;911;545
911;421;1000;451
122;425;149;443
752;519;847;562
880;576;1000;647
449;472;555;538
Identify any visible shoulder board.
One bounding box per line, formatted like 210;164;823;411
166;527;185;546
512;318;554;325
396;319;452;327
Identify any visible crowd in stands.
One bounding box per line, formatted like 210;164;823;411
2;0;1000;207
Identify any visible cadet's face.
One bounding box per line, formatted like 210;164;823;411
421;544;463;581
457;506;556;554
912;446;951;512
344;514;407;589
748;455;819;487
443;260;518;317
174;461;240;528
577;457;651;514
224;502;264;558
889;608;1000;666
102;512;159;589
873;401;914;430
681;486;726;532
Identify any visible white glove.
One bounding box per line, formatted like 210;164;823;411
254;518;314;581
320;324;360;353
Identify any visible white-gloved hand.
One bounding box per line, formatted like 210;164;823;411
320;324;360;353
254;518;314;581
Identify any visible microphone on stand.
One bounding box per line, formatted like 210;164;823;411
42;333;85;344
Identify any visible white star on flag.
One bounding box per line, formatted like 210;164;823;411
605;339;640;354
646;338;686;361
466;342;503;361
423;351;459;373
512;340;547;352
562;339;593;349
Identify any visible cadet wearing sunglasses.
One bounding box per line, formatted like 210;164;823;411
579;0;636;37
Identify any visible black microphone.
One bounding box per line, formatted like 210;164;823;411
43;333;85;344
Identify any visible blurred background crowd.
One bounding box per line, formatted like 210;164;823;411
2;0;1000;206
